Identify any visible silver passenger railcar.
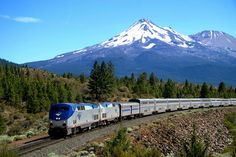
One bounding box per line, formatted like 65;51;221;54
117;102;140;119
49;98;236;137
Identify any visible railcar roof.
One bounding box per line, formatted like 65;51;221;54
51;103;98;107
117;102;139;106
51;103;78;106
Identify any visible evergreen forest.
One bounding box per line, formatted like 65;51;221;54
0;58;236;114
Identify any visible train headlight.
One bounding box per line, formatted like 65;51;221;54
50;122;53;128
63;121;66;127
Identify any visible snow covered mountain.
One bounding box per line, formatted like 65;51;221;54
26;19;236;86
191;30;236;51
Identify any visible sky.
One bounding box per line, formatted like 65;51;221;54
0;0;236;64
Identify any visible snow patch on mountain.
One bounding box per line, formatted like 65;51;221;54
73;49;87;54
163;27;193;42
55;55;64;58
143;43;156;49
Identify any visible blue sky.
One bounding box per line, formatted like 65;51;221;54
0;0;236;64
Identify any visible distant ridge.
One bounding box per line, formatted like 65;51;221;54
0;58;19;67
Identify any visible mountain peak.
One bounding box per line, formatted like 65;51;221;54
137;18;151;23
101;19;194;49
191;30;236;50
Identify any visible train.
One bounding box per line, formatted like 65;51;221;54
48;98;236;137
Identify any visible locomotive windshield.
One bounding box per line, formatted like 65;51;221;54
51;106;69;111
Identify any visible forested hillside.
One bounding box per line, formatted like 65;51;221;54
0;58;236;115
0;58;83;114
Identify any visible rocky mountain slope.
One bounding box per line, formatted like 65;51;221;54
130;108;234;155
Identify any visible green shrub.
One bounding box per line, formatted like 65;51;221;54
179;124;210;157
0;142;18;157
0;135;14;143
13;135;27;141
132;145;161;157
103;128;161;157
104;128;131;157
25;130;35;138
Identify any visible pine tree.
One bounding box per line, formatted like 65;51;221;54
136;72;149;96
88;60;115;101
129;73;136;91
47;82;58;104
149;72;161;97
149;72;157;87
163;79;176;98
58;84;68;102
26;87;40;113
218;82;226;95
79;73;86;83
209;85;215;97
200;82;209;98
88;61;101;101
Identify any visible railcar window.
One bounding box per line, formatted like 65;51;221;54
94;115;99;120
102;113;107;118
77;106;85;110
129;99;140;103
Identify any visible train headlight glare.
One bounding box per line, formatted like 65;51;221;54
50;122;53;128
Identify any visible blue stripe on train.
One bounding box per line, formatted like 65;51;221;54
122;109;130;112
122;108;139;112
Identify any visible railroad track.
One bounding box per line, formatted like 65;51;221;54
13;125;114;156
13;136;64;156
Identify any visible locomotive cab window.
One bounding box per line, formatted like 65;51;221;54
51;106;69;111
